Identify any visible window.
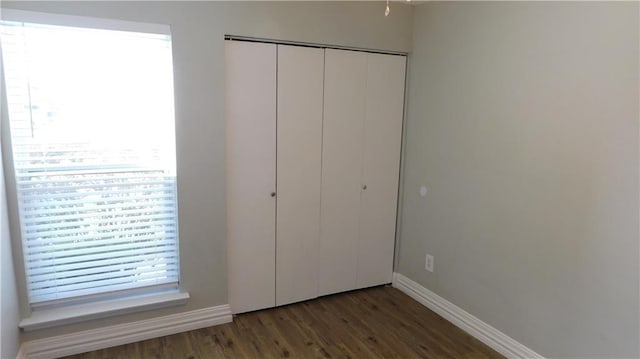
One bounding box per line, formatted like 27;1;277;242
0;15;179;306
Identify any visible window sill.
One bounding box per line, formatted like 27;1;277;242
20;291;190;331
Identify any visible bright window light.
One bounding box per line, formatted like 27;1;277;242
1;19;180;305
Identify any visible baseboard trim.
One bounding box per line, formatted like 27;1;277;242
392;273;543;359
16;345;26;359
19;304;233;359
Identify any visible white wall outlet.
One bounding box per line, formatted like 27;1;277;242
425;254;434;272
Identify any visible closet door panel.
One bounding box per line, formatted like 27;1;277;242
226;41;277;313
357;53;406;288
319;49;367;296
276;45;324;306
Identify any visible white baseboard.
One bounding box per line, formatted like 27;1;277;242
16;345;26;359
392;273;543;359
19;304;232;359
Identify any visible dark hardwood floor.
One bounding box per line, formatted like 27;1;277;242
62;286;503;359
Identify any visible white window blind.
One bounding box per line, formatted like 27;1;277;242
0;18;180;305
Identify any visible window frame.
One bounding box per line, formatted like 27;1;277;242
0;9;187;330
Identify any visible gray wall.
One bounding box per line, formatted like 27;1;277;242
1;147;21;359
0;1;414;342
399;2;639;357
1;59;21;359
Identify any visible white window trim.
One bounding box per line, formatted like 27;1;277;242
1;9;186;329
20;291;190;331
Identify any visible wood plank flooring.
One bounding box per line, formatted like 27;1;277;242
62;286;503;359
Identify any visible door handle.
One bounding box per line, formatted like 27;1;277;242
362;185;367;190
271;192;276;197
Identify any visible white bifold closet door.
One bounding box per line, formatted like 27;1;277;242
276;44;324;306
226;41;324;313
226;41;277;314
227;41;405;312
357;52;406;288
319;49;367;295
319;49;406;296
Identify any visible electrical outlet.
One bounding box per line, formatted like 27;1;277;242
425;254;434;272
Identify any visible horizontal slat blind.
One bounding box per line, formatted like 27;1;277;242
0;19;180;304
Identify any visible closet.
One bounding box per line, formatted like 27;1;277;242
226;40;405;314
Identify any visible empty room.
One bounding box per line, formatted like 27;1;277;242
0;1;638;358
